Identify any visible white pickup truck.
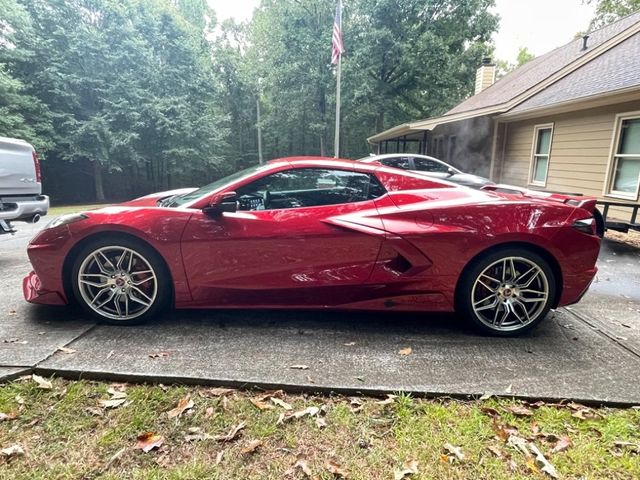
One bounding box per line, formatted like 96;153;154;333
0;136;49;234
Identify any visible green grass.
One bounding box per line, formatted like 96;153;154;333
1;378;639;479
48;204;111;216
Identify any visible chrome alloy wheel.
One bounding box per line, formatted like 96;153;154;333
470;256;550;332
77;246;158;321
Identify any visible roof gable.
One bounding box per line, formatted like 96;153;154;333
447;10;640;116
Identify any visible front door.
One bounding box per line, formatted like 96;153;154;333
180;167;387;307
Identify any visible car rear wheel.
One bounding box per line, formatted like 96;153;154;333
71;238;170;325
457;248;556;336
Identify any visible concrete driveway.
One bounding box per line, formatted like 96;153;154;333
2;220;639;405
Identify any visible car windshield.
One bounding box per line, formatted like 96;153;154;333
167;164;272;207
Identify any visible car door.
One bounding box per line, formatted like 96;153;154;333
180;167;387;307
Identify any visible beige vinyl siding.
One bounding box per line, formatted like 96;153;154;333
500;100;640;222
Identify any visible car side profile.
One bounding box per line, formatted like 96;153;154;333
0;136;49;234
359;153;494;189
24;157;601;336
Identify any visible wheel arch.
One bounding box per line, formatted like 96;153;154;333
62;231;175;306
454;241;564;309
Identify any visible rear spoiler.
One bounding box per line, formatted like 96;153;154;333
481;184;597;212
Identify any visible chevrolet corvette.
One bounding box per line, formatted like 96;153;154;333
24;157;601;335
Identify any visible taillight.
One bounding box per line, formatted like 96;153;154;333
572;217;596;235
32;151;42;183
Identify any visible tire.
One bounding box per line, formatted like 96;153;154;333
71;236;171;325
456;247;557;336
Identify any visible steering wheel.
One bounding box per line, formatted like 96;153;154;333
238;192;265;211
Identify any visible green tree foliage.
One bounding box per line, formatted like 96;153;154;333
0;0;52;147
0;0;498;201
496;46;535;79
586;0;640;28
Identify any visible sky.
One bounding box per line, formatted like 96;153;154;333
205;0;597;64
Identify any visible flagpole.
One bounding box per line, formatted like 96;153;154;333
334;53;341;158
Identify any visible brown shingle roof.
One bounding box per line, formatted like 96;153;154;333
447;10;640;116
509;31;640;113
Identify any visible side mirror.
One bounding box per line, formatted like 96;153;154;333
447;167;456;177
203;191;237;216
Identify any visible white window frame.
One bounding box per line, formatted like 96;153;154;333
528;123;554;187
604;111;640;201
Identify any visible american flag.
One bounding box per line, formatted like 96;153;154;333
331;0;344;65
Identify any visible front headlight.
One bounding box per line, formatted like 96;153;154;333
45;213;89;230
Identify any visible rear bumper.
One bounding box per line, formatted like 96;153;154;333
558;266;598;307
0;195;49;221
23;271;67;305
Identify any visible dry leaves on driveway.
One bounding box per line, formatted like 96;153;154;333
398;347;412;356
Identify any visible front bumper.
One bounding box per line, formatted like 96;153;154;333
23;270;67;305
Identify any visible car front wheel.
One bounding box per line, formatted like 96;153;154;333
457;248;556;336
71;237;169;324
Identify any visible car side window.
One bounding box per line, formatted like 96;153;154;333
236;168;386;211
381;157;411;170
412;157;451;173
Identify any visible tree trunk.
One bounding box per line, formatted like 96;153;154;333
93;160;105;202
376;111;385;133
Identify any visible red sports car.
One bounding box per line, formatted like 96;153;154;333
24;157;601;335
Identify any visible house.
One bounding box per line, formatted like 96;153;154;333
367;11;640;225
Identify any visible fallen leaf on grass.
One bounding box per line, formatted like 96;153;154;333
493;420;520;441
271;397;293;410
199;387;234;398
278;406;321;424
107;387;127;399
394;459;419;479
529;442;559;479
480;407;499;418
215;450;225;465
487;445;504;458
398;347;412;356
167;395;194;418
215;421;246;442
148;352;170;358
325;459;348;478
56;346;76;354
507;434;530;457
135;432;164;453
316;417;327;429
250;398;274;410
0;411;17;422
99;398;127;409
32;374;52;390
86;406;104;417
571;407;602;420
375;394;397;406
551;436;572;454
612;441;640;454
505;405;534;417
295;454;313;477
1;444;24;459
241;439;263;455
290;364;309;370
184;432;215;442
442;443;465;463
205;407;215;419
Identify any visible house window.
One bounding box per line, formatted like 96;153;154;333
530;125;553;186
608;116;640;198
